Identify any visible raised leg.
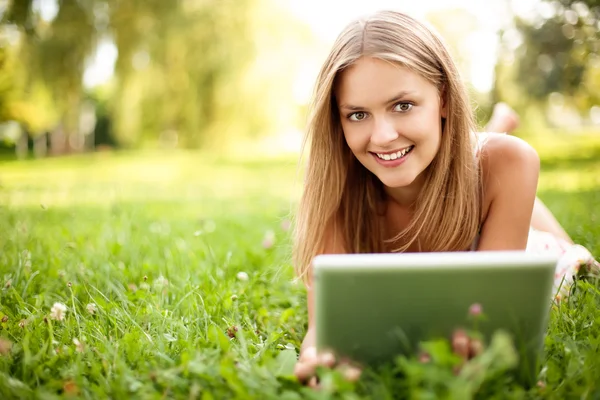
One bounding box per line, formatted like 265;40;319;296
485;102;520;134
530;198;573;244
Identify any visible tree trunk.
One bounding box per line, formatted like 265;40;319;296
16;131;28;159
50;125;67;155
33;133;48;158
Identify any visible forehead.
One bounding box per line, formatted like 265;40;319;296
335;57;435;104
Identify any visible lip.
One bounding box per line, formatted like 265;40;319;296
371;147;413;168
371;145;413;155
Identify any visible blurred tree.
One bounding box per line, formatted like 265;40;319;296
1;0;61;156
1;0;94;154
498;0;600;125
426;9;496;126
37;0;96;153
0;0;314;154
0;40;17;123
108;0;259;148
3;0;35;35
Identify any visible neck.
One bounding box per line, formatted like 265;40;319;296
383;174;426;208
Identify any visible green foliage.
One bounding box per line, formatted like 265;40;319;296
514;16;585;99
0;0;313;150
108;0;262;148
505;0;600;115
0;45;18;123
2;0;34;34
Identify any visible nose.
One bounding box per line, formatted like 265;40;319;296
370;116;399;147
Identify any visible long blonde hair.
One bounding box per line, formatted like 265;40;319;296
293;10;481;283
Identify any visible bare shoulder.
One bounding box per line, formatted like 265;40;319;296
479;133;540;166
475;133;540;250
479;133;540;194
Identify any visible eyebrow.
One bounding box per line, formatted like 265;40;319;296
339;90;416;111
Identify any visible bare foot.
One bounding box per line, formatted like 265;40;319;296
486;102;520;134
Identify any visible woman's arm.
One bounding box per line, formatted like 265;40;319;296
301;219;346;350
476;133;540;251
300;288;316;352
295;220;351;385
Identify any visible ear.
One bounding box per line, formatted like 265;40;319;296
439;85;448;119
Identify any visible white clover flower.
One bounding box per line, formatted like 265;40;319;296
73;338;85;353
21;250;32;269
154;275;169;288
50;302;67;321
236;272;249;281
204;220;216;233
86;303;97;315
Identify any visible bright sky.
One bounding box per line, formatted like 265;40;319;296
66;0;541;92
284;0;540;92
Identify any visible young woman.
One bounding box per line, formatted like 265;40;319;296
292;10;598;386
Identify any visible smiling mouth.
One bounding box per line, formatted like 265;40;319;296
372;145;415;161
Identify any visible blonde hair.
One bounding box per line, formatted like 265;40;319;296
293;10;481;283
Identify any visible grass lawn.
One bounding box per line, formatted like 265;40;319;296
0;134;599;399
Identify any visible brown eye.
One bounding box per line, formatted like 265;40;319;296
394;103;413;112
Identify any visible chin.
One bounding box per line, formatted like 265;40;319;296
376;173;417;189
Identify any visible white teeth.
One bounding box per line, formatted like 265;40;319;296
376;146;412;161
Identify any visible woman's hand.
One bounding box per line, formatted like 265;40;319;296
295;329;484;388
294;346;362;388
450;329;484;365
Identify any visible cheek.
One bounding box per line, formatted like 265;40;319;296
342;126;365;152
412;112;442;143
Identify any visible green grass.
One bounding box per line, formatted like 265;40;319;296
0;137;599;399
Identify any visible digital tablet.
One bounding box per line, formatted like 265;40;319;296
313;251;558;384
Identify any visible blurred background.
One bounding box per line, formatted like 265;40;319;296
0;0;599;159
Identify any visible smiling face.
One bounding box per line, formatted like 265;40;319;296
335;57;447;201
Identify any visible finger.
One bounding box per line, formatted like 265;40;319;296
318;351;336;368
295;348;319;382
469;338;484;358
335;358;362;381
299;346;317;362
343;366;362;382
336;355;354;367
308;376;320;389
452;330;470;360
294;361;316;382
